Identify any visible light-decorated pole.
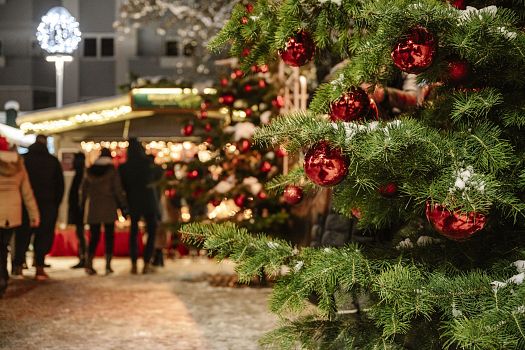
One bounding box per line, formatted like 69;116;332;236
36;7;81;108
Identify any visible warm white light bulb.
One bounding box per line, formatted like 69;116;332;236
37;7;82;54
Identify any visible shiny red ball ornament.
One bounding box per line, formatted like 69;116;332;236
329;87;371;122
242;48;250;57
304;141;349;186
187;169;199;180
257;191;268;200
244;108;253;117
272;95;285;109
244;84;252;92
239;139;251;153
379;182;398;198
210;198;222;207
220;78;229;87
199;110;208;119
279;30;315;67
182;124;194;136
275;146;287;158
204;123;212;132
241;16;249;25
283;185;303;205
258;79;267;88
164;188;176;199
219;93;235;106
450;0;466;9
246;3;254;13
425;202;487;241
260;161;272;173
165;169;175;178
234;193;246;207
447;60;470;84
391;26;437;74
234;69;244;78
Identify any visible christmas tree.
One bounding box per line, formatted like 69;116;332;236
181;0;525;348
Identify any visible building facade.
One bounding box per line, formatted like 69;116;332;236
0;0;218;111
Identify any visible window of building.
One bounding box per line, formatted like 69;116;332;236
165;41;179;56
83;38;97;57
100;38;114;57
183;42;197;57
83;36;114;58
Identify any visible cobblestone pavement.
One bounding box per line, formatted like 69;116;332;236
0;257;276;350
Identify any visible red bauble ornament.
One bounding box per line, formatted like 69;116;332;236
329;87;371;122
425;202;487;241
164;188;176;199
199;110;208;119
239;139;251;153
283;185;303;205
165;169;175;178
246;3;254;13
234;69;244;78
272;96;285;109
279;31;315;67
244;84;252;92
258;79;267;88
219;93;236;106
241;16;249;25
257;191;268;200
234;193;246;207
379;182;398;198
182;124;194;136
242;48;251;57
447;60;470;84
449;0;466;10
260;161;272;173
244;108;253;117
204;123;212;132
220;78;229;87
250;65;259;73
210;198;222;207
391;26;437;74
304;141;349;186
201;100;211;110
187;170;199;180
275;146;287;158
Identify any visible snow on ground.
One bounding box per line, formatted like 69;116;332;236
0;257;276;350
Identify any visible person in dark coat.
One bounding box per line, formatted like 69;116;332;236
81;148;127;275
119;138;158;274
68;152;86;269
12;135;64;280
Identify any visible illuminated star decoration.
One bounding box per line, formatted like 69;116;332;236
37;7;82;54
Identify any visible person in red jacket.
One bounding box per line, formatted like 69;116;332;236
0;136;39;297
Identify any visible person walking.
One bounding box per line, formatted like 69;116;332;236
68;152;86;269
81;148;126;276
119;139;158;274
0;137;39;296
12;135;64;280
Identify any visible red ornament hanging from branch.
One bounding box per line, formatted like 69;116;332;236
329;87;371;122
379;182;398;198
182;124;194;136
304;141;349;186
447;59;470;85
260;161;272;173
391;26;437;74
234;193;246;207
219;93;236;106
279;30;315;67
449;0;466;10
239;139;251;153
186;169;199;180
425;202;487;241
283;185;303;205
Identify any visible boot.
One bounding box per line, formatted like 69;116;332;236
130;261;138;275
35;266;49;281
105;255;114;275
85;255;97;275
11;265;24;279
142;262;155;275
71;257;85;269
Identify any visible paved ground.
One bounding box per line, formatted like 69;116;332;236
0;257;276;350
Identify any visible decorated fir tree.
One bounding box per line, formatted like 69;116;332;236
181;0;525;349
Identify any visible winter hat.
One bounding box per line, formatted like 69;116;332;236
0;136;8;151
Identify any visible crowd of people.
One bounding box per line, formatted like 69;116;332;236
0;135;169;297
